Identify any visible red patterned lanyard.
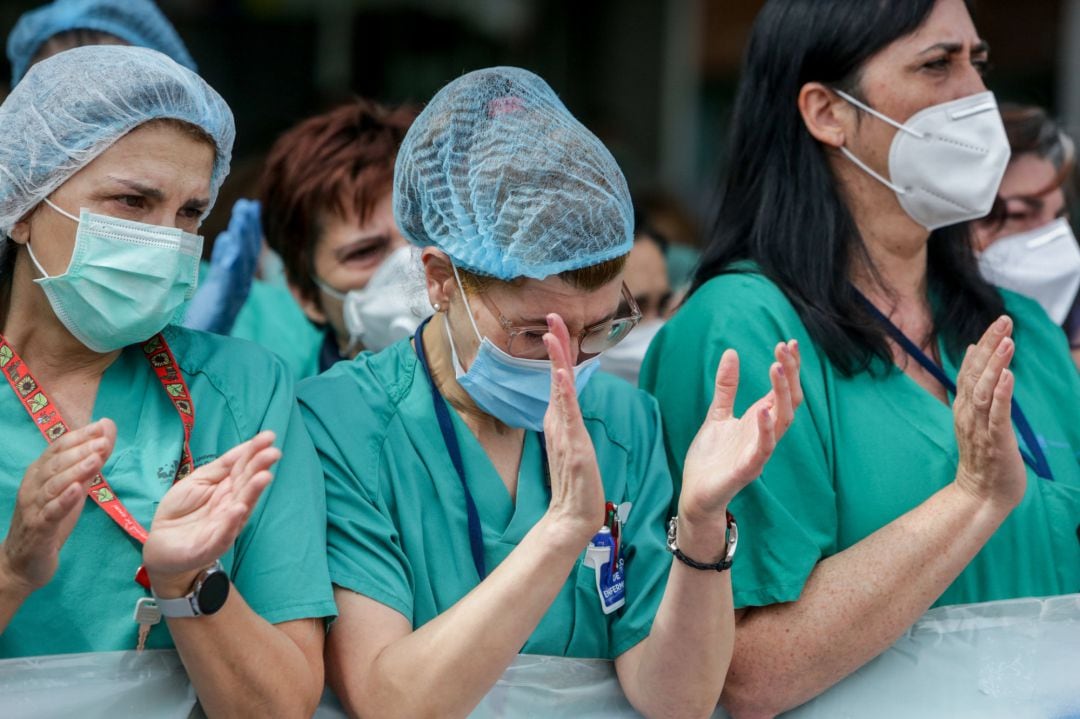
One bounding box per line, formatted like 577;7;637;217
0;333;195;589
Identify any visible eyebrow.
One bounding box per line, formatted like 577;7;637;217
514;308;620;328
105;175;210;210
918;40;989;56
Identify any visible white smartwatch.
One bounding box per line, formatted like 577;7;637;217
151;562;230;618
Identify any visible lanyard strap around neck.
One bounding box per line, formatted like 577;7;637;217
412;318;550;582
854;291;1054;481
0;333;197;586
413;318;487;580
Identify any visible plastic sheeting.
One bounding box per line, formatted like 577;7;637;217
1;594;1077;718
0;649;196;719
785;593;1080;719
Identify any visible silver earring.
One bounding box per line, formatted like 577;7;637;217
433;303;441;311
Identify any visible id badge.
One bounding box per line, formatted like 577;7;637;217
583;526;625;615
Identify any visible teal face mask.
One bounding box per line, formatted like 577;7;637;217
27;198;203;353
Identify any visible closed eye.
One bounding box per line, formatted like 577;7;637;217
114;194;146;210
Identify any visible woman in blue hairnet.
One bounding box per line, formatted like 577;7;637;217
7;0;266;339
299;67;802;718
0;46;334;716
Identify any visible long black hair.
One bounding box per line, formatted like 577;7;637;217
692;0;1004;376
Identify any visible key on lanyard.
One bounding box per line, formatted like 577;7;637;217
133;597;161;652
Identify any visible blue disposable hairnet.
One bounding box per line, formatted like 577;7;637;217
0;45;234;236
393;66;634;281
7;0;196;87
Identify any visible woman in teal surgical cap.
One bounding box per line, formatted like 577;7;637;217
299;67;802;718
0;46;334;716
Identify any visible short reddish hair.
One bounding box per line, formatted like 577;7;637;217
259;99;416;300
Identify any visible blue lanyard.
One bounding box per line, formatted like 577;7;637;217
856;292;1054;481
412;318;549;580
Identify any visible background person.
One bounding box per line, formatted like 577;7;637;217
599;222;673;385
973;103;1080;371
7;0;263;338
0;46;335;717
257;98;428;376
641;1;1080;715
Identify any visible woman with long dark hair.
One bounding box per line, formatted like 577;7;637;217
642;0;1080;714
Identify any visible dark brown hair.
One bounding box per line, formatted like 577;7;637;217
259;99;417;301
457;256;628;296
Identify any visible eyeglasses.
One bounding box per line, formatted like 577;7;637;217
475;282;642;360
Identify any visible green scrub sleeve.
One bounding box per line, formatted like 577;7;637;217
299;374;416;623
228;352;338;625
641;271;838;608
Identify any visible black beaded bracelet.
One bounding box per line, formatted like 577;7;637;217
666;511;738;572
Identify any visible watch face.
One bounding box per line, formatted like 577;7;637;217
196;569;230;615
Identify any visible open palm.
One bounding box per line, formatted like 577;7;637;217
681;342;802;518
143;431;279;576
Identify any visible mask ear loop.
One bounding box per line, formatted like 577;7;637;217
833;89;925;197
449;260;485;344
26;197;81;279
43;197;80;223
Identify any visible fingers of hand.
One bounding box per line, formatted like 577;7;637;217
41;446;107;503
235;446;281;493
769;359;793;429
234;468;273;518
556;367;583;425
41;431;109;487
971;336;1014;412
755;405;777;462
988;368;1015;439
231;432;277;481
215;430;275;478
42;418;113;461
710;349;740;420
783;339;805;408
961;316;1012;389
544;314;574;371
40;482;86;522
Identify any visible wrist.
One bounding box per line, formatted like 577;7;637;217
535;513;597;556
671;511;731;565
146;567;204;600
0;546;37;598
952;466;1023;514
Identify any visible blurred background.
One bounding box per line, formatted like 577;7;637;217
0;0;1072;247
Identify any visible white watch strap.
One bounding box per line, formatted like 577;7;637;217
152;593;200;618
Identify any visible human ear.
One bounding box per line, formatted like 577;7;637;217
422;248;456;311
798;82;851;149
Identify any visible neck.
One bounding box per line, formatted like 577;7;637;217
1;248;119;382
845;189;939;348
420;316;520;439
843;167;933;311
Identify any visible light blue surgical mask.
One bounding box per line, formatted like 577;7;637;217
446;263;600;431
27;198;203;353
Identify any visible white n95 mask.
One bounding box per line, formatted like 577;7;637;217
28;198;202;353
341;246;431;352
978;217;1080;324
835;90;1011;231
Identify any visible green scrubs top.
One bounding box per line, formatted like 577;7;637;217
231;278;324;380
0;326;337;657
298;339;672;659
641;269;1080;610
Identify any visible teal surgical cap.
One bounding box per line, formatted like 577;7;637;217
393;66;634;281
0;45;234;236
7;0;196;87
